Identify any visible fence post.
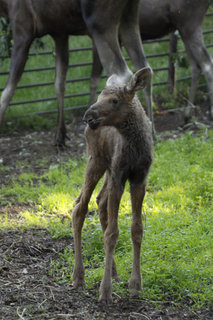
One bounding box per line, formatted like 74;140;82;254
168;32;178;95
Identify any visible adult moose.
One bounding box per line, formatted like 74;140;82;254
89;0;213;120
0;0;151;145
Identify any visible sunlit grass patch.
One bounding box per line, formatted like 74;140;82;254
0;207;48;229
20;210;49;228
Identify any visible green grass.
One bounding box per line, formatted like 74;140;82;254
1;129;213;308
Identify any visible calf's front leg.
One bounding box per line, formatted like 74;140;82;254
72;158;104;288
97;173;120;282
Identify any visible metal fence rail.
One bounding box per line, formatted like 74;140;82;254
0;11;213;115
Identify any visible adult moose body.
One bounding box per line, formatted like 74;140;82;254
90;0;213;120
0;0;150;145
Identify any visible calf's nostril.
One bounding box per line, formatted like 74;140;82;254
87;117;94;123
83;113;94;124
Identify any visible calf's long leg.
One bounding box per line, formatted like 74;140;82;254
129;183;146;297
54;35;69;146
99;180;124;303
0;36;33;125
72;157;105;288
96;173;120;282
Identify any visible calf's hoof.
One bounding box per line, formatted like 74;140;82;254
72;274;85;289
99;281;112;304
72;280;85;290
98;294;113;305
130;288;140;298
129;277;142;298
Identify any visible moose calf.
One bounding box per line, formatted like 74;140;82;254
72;67;153;303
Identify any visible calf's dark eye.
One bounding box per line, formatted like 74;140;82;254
112;99;118;104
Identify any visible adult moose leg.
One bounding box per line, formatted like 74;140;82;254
129;183;146;297
119;0;154;131
81;0;132;80
180;48;201;120
88;43;103;106
54;35;69;146
181;26;213;119
72;156;105;288
184;52;201;105
0;35;33;125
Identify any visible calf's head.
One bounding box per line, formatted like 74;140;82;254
83;67;152;130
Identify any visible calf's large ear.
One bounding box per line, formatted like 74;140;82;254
126;67;152;93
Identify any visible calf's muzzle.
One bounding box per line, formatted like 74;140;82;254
83;106;101;130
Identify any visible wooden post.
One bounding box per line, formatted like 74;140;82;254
168;32;178;95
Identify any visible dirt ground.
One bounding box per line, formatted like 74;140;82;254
0;104;213;320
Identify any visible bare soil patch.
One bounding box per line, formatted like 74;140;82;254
1;228;212;320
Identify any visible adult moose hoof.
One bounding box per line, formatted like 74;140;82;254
210;105;213;120
54;129;69;147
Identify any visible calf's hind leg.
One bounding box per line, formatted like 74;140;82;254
129;183;146;297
